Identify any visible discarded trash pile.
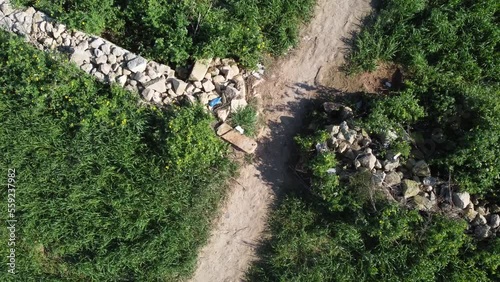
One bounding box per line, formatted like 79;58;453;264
306;101;500;239
0;0;263;153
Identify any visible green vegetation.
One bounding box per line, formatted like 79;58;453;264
12;0;315;67
349;0;499;196
248;112;500;282
229;105;258;137
249;0;499;281
0;31;233;280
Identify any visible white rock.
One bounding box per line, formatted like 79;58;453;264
52;24;65;38
94;48;104;57
216;107;230;121
100;43;111;54
70;51;90;66
142;89;155;102
198;92;209;105
0;3;13;16
202;80;215;92
81;63;93;74
111;46;124;57
489;214;500;229
127;56;147;73
452;192;470;209
189;59;211;81
230;99;247;113
171;78;187;96
90;38;104;49
107;54;117;64
143;77;167;93
99;64;112;75
116;75;127;87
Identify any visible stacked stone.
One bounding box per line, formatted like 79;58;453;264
0;0;263;118
319;101;500;240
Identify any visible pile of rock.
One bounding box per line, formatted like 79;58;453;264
320;102;500;239
0;1;263;120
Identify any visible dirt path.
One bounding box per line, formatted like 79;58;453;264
190;1;374;281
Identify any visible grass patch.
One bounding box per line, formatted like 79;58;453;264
349;0;500;196
12;0;316;67
229;105;258;137
247;106;500;282
0;31;234;280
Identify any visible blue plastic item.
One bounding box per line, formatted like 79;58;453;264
209;97;222;107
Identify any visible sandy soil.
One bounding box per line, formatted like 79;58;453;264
189;1;374;281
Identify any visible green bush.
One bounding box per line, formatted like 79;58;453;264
0;31;233;280
12;0;315;67
350;0;500;195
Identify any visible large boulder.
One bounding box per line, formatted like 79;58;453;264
489;214;500;229
402;179;420;199
452;192;470;209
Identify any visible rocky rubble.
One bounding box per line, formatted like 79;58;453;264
319;101;500;240
0;1;264;111
0;0;264;152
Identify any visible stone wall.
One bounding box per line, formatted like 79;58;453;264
0;0;264;118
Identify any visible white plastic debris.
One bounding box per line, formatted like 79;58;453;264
235;126;244;134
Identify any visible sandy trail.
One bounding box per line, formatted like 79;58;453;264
190;1;373;281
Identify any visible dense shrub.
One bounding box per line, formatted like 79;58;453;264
350;0;500;195
248;112;500;282
12;0;315;67
0;31;233;280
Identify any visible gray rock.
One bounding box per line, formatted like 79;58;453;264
111;46;124;57
380;129;398;145
412;160;431;177
93;48;104;57
197;92;209;105
384;171;401;187
94;71;105;81
142;88;155;102
326;125;340;136
116;75;127;87
99;64;112;75
231;99;248;113
358;153;377;170
474;225;491;239
422;177;437;186
472;214;487;226
202;80;216;92
414;195;433;211
384;159;400;172
171;78;187;96
152;91;163;104
0;3;13;16
142;77;167;93
340;106;354;120
189;59;211;81
216;107;230;121
81;63;93;74
224;86;240;99
52;24;65;38
70;51;90;66
402;179;420;199
90;38;104;49
107;54;117;64
127;56;147;73
371;171;386;187
489;214;500;229
452;192;470;209
100;43;111;54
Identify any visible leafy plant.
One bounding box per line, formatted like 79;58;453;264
0;31;233;280
229;105;258;137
